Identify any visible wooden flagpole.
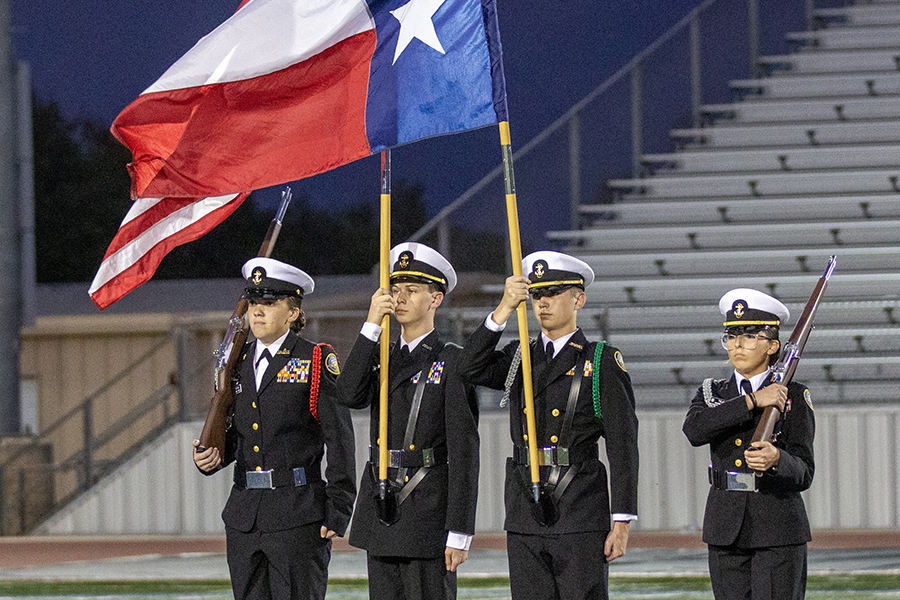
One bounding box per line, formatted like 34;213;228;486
499;121;540;502
378;149;391;500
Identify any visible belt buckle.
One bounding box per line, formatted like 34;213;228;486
293;467;307;487
246;469;275;489
421;448;434;467
389;449;402;468
540;447;554;467
725;471;758;492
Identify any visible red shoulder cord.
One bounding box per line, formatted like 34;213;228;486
310;343;337;423
310;345;323;423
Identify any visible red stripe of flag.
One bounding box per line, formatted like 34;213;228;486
89;193;248;309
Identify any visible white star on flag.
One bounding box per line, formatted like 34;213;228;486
390;0;447;65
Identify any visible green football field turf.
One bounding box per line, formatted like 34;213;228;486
0;575;898;598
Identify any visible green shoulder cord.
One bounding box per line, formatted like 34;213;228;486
592;341;607;421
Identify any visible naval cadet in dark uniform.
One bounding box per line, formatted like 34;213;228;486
336;242;480;600
683;288;815;600
192;257;356;600
458;251;639;600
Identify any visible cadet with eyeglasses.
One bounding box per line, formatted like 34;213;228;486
458;251;638;600
683;288;815;600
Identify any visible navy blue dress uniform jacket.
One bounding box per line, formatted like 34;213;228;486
683;376;815;548
335;331;480;558
459;324;639;535
216;331;357;536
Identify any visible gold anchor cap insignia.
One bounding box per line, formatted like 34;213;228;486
251;268;264;286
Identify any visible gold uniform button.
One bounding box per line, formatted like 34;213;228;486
523;434;528;441
252;402;257;408
552;409;560;417
253;446;259;453
255;466;262;472
735;439;742;447
523;407;528;414
735;459;742;467
550;435;558;443
409;444;416;451
252;423;259;430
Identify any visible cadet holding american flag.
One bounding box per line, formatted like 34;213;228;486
336;243;479;600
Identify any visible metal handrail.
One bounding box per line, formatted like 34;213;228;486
411;0;832;249
0;334;176;535
0;334;174;473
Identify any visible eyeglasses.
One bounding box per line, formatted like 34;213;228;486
720;332;773;350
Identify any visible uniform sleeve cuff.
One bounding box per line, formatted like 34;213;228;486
360;321;382;341
446;531;472;551
612;513;638;522
485;313;506;332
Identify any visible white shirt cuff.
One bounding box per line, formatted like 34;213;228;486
360;321;382;342
484;313;506;332
612;513;638;522
446;531;472;551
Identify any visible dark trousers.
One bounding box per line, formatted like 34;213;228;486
507;530;610;600
366;553;456;600
226;522;331;600
708;543;808;600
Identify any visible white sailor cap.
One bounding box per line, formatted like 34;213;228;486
523;251;595;291
719;288;789;328
390;242;457;293
242;257;314;299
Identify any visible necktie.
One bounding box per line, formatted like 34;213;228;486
545;341;555;359
255;348;273;391
741;379;753;396
396;345;410;366
256;348;272;369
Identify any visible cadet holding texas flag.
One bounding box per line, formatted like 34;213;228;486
458;251;639;600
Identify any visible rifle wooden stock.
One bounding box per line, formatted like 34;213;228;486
751;256;836;444
198;298;249;454
751;407;780;444
196;188;292;456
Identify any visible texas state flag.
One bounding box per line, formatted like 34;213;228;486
111;0;508;200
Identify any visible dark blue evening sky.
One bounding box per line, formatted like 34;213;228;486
10;0;708;247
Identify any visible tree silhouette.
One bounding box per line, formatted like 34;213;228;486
32;97;507;282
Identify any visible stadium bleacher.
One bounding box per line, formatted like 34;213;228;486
549;0;900;407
